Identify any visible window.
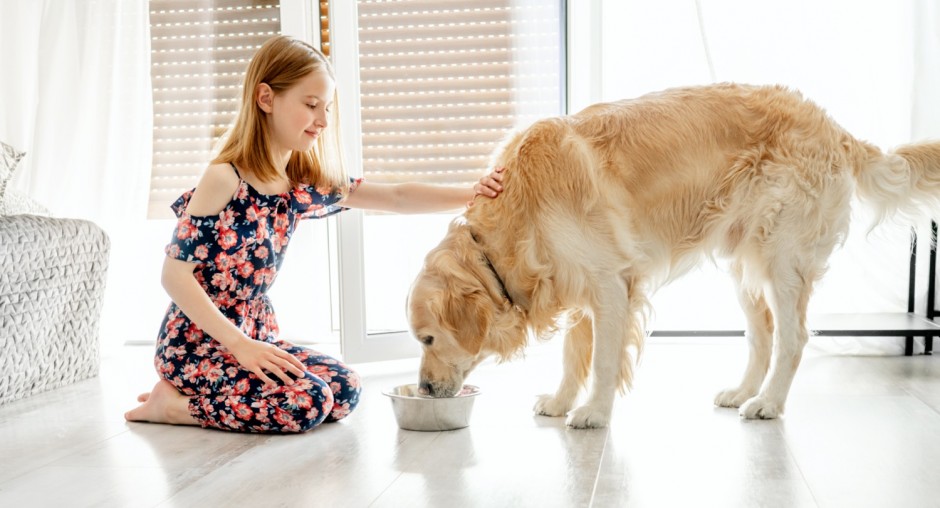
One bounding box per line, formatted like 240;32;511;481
331;0;564;362
144;1;564;361
147;1;337;348
355;0;564;187
148;0;281;219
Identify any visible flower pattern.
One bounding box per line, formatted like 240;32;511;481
155;164;363;433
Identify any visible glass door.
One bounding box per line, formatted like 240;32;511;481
332;0;564;363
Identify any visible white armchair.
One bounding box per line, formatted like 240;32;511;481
0;214;110;404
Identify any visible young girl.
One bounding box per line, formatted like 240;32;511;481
124;35;505;433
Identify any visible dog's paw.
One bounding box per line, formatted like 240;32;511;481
533;394;571;417
714;388;756;408
739;396;783;419
565;404;610;429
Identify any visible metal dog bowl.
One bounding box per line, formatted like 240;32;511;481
383;384;481;431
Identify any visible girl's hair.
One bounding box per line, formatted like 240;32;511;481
213;35;348;192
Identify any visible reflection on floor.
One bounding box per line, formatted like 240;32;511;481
1;338;939;507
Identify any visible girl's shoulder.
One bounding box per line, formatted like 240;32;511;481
182;163;241;216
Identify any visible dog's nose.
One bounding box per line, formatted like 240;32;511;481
418;381;433;396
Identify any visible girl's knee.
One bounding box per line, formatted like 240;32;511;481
300;382;335;431
274;377;333;433
341;369;362;399
292;358;363;425
324;369;361;422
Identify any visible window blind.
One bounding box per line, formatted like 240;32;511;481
147;0;562;217
319;1;331;56
355;0;562;185
148;0;281;219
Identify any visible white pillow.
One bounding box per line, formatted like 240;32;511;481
0;188;52;216
0;140;52;217
0;140;26;201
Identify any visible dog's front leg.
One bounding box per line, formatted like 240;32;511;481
534;312;592;417
566;280;636;429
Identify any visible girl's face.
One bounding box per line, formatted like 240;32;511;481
265;70;335;155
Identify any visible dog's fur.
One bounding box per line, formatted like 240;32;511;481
407;83;940;428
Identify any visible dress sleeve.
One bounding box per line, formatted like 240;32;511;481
164;189;245;264
292;177;363;220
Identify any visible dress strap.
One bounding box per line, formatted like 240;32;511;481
229;162;241;179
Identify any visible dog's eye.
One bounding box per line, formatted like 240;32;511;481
421;335;434;346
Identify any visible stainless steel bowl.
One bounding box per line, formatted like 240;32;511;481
383;384;481;431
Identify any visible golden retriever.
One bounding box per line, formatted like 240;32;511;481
406;83;940;428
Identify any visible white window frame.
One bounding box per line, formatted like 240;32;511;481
331;1;421;363
565;0;603;114
279;0;318;44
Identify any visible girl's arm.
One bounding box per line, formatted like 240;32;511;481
341;167;505;213
163;165;307;386
162;258;306;386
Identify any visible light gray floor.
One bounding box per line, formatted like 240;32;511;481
1;338;939;508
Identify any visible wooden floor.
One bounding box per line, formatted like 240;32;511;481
2;339;940;507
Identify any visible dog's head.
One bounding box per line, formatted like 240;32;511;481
407;221;527;397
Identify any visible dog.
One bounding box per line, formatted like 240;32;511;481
406;83;940;428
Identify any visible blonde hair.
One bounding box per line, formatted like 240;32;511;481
213;35;348;191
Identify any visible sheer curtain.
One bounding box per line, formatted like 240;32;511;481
0;0;152;223
0;0;154;353
571;0;940;354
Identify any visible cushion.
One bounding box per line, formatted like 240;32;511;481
0;188;52;216
0;141;51;217
0;140;26;201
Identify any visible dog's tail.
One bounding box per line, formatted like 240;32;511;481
853;140;940;225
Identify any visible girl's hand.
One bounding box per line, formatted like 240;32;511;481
468;166;506;207
228;338;307;387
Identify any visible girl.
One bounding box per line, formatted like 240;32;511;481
125;35;505;433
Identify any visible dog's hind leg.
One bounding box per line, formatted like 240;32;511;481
738;266;815;419
534;311;592;417
715;261;773;408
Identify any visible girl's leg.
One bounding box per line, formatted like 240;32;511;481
175;348;338;433
126;309;202;426
277;343;362;423
124;379;200;426
186;368;336;433
134;341;336;433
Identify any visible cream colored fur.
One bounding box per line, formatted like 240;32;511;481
406;83;940;428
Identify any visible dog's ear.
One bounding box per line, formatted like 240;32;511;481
423;221;497;355
442;289;492;356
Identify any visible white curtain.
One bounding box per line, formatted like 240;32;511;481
578;0;940;354
0;0;154;354
0;0;152;225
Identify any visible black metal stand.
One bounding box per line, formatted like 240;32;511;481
923;221;937;355
906;227;917;356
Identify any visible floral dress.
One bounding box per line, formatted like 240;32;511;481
155;163;362;433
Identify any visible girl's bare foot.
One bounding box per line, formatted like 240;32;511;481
124;379;199;426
